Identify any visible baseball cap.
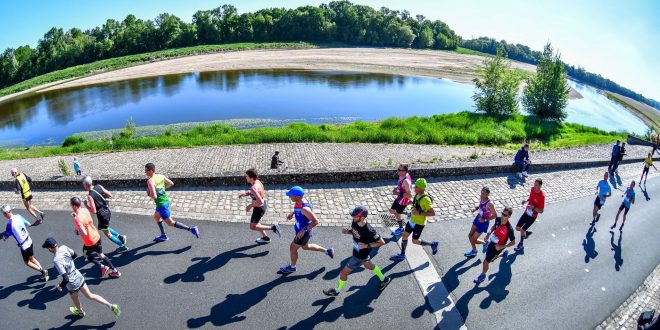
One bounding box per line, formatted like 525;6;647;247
1;205;10;213
415;178;428;190
286;186;305;197
42;237;58;249
82;176;93;185
350;205;368;218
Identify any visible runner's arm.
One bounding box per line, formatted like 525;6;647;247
146;179;157;200
73;217;87;236
369;237;385;249
86;195;97;214
486;204;497;220
164;177;174;189
250;187;264;207
99;185;112;199
14;179;19;194
301;208;319;230
402;180;413;199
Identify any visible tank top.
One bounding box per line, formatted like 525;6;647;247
89;185;109;211
151;174;169;206
75;208;100;247
478;199;492;220
15;173;31;199
249;180;266;207
293;202;313;233
395;173;412;206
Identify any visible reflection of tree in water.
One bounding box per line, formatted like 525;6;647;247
0;94;43;129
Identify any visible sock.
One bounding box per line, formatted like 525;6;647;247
401;240;408;255
372;266;385;281
174;221;191;231
157;221;166;235
397;221;403;229
336;279;346;292
88;257;103;268
518;235;525;247
108;227;119;237
420;240;431;246
107;233;123;246
102;256;116;270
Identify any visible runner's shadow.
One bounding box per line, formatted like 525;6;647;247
610;230;624;271
109;241;192;268
0;274;45;299
187;267;325;328
583;223;599;263
440;257;481;295
164;244;268;284
609;174;623;190
506;174;524;189
17;284;67;310
47;317;115;330
640;185;651;201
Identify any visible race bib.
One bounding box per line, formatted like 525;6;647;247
526;206;534;217
623;197;630;205
353;242;360;252
489;234;499;244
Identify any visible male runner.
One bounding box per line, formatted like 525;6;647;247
464;187;496;257
514;178;545;252
592;172;612;224
145;163;200;242
70;197;121;278
390;178;439;261
43;237;120;319
640;152;657;185
323;205;391;296
238;168;281;244
389;164;413;236
279;186;334;274
474;207;516;283
2;205;49;282
611;181;636;231
82;176;128;252
10;168;45;224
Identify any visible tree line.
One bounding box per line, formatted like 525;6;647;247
0;1;460;88
462;37;659;110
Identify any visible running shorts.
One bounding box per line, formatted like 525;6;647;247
390;200;407;215
69;280;86;294
21;244;34;262
251;203;267;224
404;221;425;240
346;255;369;270
23;195;33;202
485;243;503;263
472;215;490;234
516;213;536;231
594;196;606;209
83;240;103;257
292;230;312;246
155;202;171;219
618;203;630;215
96;208;112;230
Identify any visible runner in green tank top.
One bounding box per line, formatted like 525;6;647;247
145;163;200;242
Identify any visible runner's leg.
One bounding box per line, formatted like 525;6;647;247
289;243;300;267
70;291;83;312
154;212;166;235
25;256;43;273
80;284;112;308
23;200;39;220
301;243;327;253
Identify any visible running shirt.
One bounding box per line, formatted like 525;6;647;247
53;245;85;292
4;214;32;250
489;217;515;246
597;180;611;199
645;156;653;169
351;221;381;259
74;208;100;247
478;199;492;220
623;187;636;208
15;172;31;199
149;174;170;206
394;173;412;206
249;180;266;207
526;188;545;219
411;194;433;226
89;185;109;211
293;202;313;233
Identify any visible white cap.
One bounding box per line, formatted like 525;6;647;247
1;205;11;213
82;176;93;185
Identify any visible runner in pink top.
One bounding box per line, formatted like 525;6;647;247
389;164;412;236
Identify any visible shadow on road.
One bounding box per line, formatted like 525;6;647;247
610;230;624;271
583;223;599;263
439;257;481;296
640;184;651;201
47;316;116;330
164;244;268;283
0;274;46;300
17;284;66;310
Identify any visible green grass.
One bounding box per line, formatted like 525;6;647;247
0;112;626;160
0;42;317;97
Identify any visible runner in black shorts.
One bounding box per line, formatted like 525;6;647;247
515;178;545;252
474;207;516;283
83;176;128;252
389;164;412;236
239;169;281;244
611;181;636;231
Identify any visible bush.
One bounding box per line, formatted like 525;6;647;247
58;159;70;176
119;117;136;139
62;135;85;147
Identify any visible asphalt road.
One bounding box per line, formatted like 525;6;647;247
0;209;435;329
423;176;660;330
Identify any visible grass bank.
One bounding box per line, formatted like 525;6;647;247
0;42;316;98
605;92;659;131
0;112;625;160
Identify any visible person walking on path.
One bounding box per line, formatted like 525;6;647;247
42;237;120;319
464;187;497;257
73;157;81;176
390;178;439;261
389;164;413;236
592;172;612;224
640;153;657;185
2;205;49;282
474;207;516;283
608;140;621;174
238;168;281;244
82;176;128;252
514;178;545;252
70;197;121;278
279;186;334;274
145;163;200;242
323;205;391;296
611;181;636;231
514;144;532;179
10;168;45;224
611;142;626;175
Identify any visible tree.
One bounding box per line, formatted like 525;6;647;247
472;48;521;116
522;43;570;121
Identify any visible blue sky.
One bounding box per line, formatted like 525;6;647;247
1;0;659;100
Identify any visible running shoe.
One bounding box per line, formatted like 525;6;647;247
482;242;489;253
32;219;43;226
108;270;121;278
431;240;439;255
191;226;200;238
610;224;616;230
619;224;624;231
116;245;129;253
112;304;121;319
474;273;486;283
272;223;282;238
464;249;478;257
514;245;524;252
323;288;340;297
256;237;271;244
43;269;49;282
501;250;509;259
326;248;335;259
101;266;109;278
379;276;392;291
279;265;296;274
153;234;169;242
69;307;86;317
119;235;127;245
525;231;533;238
391;227;404;236
390;253;406;262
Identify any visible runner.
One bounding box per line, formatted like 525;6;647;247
238;168;281;244
145;163;200;242
10;168;45;224
2;205;49;282
592;172;612;224
474;207;516;283
279;186;334;274
390;178;439;261
42;237;120;319
611;181;636;231
389;164;413;236
464;187;496;257
514;178;545;252
640;152;657;186
70;197;121;278
323;205;391;296
82;176;128;252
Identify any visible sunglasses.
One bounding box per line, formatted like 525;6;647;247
502;213;510;217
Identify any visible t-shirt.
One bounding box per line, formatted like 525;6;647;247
597;180;611;199
489;217;515;247
623;187;636;208
411;194;433;226
526;188;545;219
351;221;381;259
74;208;100;247
89;185;109;212
645;156;653;169
53;245;85;292
4;214;32;250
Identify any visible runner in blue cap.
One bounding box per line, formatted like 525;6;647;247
279;186;334;274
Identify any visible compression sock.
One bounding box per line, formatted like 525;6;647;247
336;279;347;292
157;221;166;235
174;221;191;231
420;240;432;246
102;256;116;270
104;229;123;246
401;240;408;255
397;221;403;229
372;266;385;281
108;227;119;237
518;234;525;247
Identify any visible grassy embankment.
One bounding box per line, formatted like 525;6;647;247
605;92;660;131
0;42;316;97
0;112;625;160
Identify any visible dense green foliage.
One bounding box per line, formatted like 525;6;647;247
472;48;521;116
0;1;460;90
461;37;660;110
0;112;624;160
522;43;570;121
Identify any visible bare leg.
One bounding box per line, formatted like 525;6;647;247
70;291;83;312
25;256;43;273
289;243;300;266
80;284;112;308
301;244;327;253
250;223;271;237
468;225;477;250
23;200;39;220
